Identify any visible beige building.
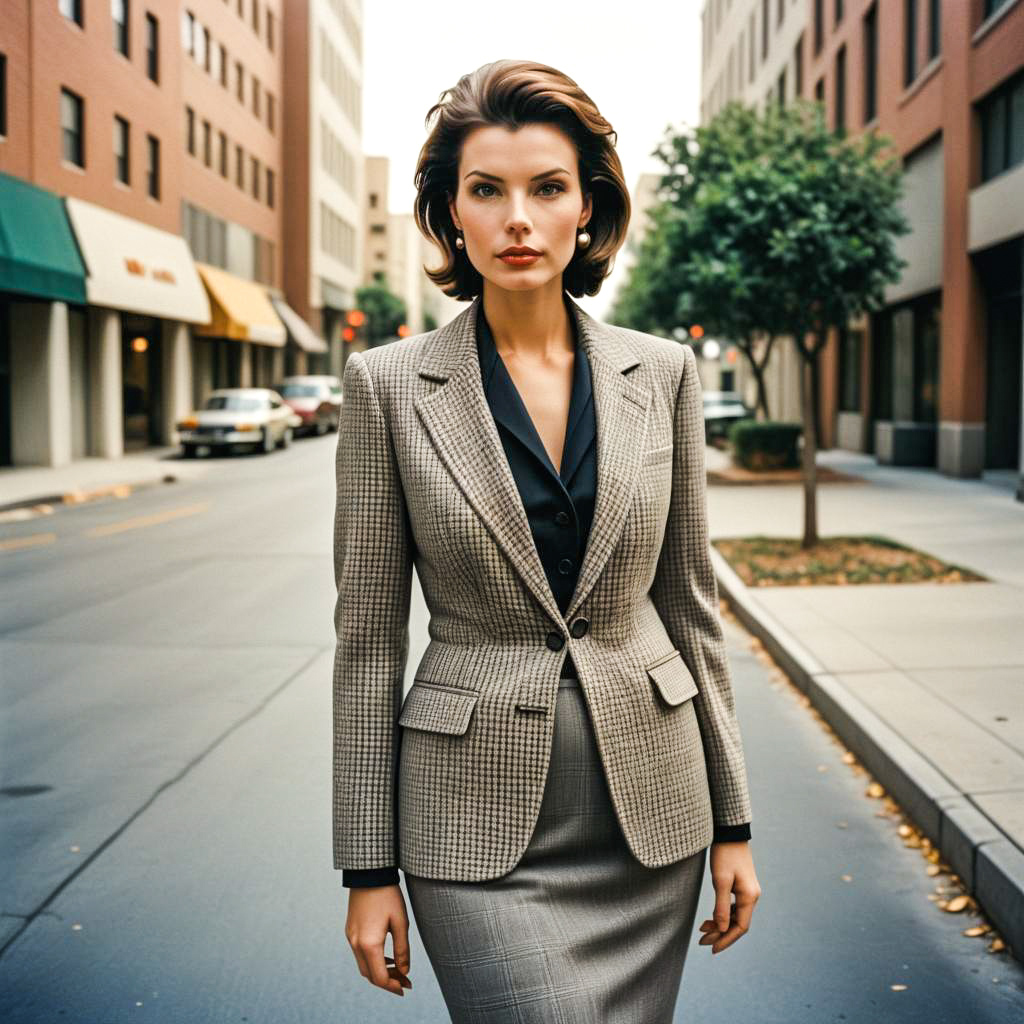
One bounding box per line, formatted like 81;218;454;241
282;0;363;382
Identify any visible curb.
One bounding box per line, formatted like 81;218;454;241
711;547;1023;963
0;474;177;516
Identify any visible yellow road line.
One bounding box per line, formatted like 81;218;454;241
0;532;58;552
85;503;209;537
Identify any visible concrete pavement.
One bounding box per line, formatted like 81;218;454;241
705;445;1024;962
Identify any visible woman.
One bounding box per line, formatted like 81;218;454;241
334;59;760;1021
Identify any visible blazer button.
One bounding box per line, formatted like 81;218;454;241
557;557;573;574
554;511;570;526
545;631;565;651
570;617;589;638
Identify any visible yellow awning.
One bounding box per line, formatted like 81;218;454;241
194;262;286;346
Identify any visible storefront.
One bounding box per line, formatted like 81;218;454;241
0;172;88;468
269;294;329;378
63;196;210;455
192;263;286;402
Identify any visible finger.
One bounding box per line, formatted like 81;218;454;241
711;917;747;954
360;938;403;995
713;884;733;933
732;888;758;934
390;913;413;987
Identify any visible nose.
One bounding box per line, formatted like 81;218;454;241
504;191;532;236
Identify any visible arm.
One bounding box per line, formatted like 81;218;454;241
333;350;414;880
649;344;753;835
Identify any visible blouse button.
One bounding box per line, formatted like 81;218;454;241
554;511;570;526
558;558;573;575
545;631;565;651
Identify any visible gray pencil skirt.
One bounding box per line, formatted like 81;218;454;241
404;675;708;1024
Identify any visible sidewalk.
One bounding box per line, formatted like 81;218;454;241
706;445;1024;960
0;448;212;517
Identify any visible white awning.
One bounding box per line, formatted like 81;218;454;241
269;295;329;354
64;197;210;323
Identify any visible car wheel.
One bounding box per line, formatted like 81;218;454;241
279;425;293;449
182;444;198;458
261;427;275;454
316;419;328;437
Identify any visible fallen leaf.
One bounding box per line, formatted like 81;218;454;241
890;984;908;992
842;752;857;765
989;938;1006;953
926;865;941;877
964;926;990;937
944;895;970;913
866;783;885;798
898;824;913;838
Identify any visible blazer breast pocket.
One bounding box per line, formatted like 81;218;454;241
645;649;699;707
398;680;479;735
641;444;674;466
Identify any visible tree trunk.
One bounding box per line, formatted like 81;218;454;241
799;337;819;549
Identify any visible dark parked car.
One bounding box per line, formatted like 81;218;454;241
279;375;342;436
702;390;754;443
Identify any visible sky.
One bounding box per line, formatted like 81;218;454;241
361;1;706;319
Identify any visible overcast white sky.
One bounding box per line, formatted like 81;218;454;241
361;2;705;319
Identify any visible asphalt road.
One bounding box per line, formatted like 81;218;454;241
2;433;1022;1022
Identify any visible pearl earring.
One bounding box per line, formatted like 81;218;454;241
455;234;465;250
577;230;591;249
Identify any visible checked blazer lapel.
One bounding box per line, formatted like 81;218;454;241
414;293;652;628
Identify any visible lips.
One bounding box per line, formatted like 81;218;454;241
498;247;541;257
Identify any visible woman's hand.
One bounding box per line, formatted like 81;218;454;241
698;841;761;954
345;885;413;996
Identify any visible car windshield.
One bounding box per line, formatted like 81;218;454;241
280;384;321;397
204;395;265;411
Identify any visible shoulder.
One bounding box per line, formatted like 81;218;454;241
343;329;441;388
591;319;692;388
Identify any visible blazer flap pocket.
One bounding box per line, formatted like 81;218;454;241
398;681;479;735
646;649;699;707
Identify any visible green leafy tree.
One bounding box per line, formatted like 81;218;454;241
355;284;407;346
611;99;910;547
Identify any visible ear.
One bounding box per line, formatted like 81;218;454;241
447;192;462;233
579;190;593;230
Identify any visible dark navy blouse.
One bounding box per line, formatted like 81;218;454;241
343;297;750;888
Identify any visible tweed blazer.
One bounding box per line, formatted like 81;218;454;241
332;293;753;882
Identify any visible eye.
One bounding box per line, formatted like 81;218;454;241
471;183;497;198
538;181;565;196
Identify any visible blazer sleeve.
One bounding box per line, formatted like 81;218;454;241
332;350;414;878
649;344;753;834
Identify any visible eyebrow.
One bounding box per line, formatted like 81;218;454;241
463;167;571;182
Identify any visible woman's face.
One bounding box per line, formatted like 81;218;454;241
448;122;592;293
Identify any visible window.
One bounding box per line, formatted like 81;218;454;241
60;87;85;166
980;68;1024;182
252;0;259;34
762;0;769;58
60;0;83;26
185;105;195;155
813;0;823;55
267;92;275;133
864;4;878;123
114;115;130;184
194;18;206;67
145;13;158;82
251;155;260;199
835;44;846;134
235;61;244;102
219;130;228;176
202;27;211;72
266;167;274;209
181;10;195;57
815;75;825;105
834;0;843;27
0;53;6;137
202;118;211;167
777;67;787;109
928;0;940;61
778;0;785;26
794;34;804;96
113;0;129;57
210;34;221;82
236;142;244;187
267;9;275;52
252;77;261;118
838;327;862;411
219;44;228;87
904;0;918;88
146;134;160;199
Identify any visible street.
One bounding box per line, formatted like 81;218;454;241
2;434;1023;1023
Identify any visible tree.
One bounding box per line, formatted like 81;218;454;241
611;99;910;547
355;283;407;346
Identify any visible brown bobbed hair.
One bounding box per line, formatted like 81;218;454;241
413;59;631;301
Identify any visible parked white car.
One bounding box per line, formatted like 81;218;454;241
177;388;302;457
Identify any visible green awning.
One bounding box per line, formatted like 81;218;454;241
0;172;87;303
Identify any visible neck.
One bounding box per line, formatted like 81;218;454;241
481;279;574;364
